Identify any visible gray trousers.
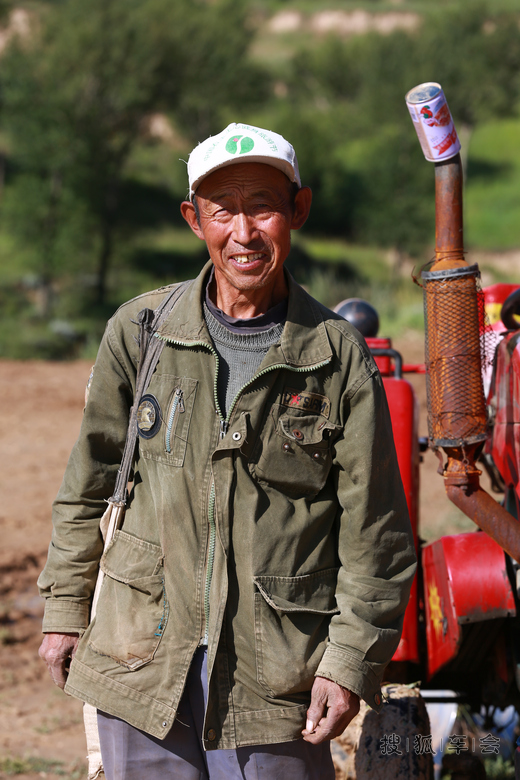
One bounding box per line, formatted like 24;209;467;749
98;648;334;780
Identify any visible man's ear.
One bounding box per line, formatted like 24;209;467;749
291;186;312;230
181;201;205;240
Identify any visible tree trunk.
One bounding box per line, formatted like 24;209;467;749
39;171;62;318
95;181;118;306
332;684;434;779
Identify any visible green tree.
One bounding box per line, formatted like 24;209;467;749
414;4;520;128
2;0;268;306
279;3;520;254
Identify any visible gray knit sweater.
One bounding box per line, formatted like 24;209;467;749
203;303;284;418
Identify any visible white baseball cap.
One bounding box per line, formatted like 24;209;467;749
187;122;301;199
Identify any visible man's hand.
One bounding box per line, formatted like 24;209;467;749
302;676;360;744
38;632;80;689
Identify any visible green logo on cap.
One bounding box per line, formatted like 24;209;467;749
225;135;255;155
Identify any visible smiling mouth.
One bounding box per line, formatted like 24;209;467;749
231;252;265;265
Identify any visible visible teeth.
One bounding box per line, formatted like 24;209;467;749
234;253;263;264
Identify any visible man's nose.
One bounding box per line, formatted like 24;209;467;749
232;212;257;245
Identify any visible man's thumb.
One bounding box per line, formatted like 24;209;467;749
306;691;326;732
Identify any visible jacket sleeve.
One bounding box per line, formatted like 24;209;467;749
37;314;138;634
315;360;417;712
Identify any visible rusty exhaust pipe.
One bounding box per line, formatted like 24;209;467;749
406;83;520;562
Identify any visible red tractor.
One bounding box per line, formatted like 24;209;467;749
334;84;520;776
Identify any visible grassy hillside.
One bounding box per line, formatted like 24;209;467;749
466;118;520;251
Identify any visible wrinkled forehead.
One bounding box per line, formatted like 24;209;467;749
194;162;294;202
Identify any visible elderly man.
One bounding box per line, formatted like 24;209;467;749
38;123;416;780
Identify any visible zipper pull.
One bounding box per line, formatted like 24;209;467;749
165;388;184;454
219;420;229;439
173;387;184;411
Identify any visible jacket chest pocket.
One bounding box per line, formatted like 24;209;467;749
87;531;168;671
138;374;197;467
249;405;340;499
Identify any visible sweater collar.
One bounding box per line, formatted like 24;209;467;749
156;260;333;368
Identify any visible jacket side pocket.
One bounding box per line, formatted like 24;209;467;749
254;568;339;698
88;530;168;671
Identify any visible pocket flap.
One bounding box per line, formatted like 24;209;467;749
101;530;163;584
278;413;339;445
254;568;340;614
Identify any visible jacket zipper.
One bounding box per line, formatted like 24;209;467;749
155;332;331;644
165;388;184;453
203;483;216;644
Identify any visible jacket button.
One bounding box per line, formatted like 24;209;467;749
374;693;381;706
292;429;304;440
162;721;167;728
282;443;291;452
312;451;321;460
207;729;217;741
232;431;242;441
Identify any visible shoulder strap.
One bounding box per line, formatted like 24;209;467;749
110;280;191;504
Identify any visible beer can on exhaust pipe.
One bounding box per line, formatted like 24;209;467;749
405;82;461;162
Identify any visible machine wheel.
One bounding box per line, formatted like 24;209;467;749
501;288;520;330
332;684;434;779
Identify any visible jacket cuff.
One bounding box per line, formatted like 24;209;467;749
42;598;90;635
316;645;384;713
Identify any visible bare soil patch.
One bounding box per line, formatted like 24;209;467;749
0;360;92;779
267;9;420;36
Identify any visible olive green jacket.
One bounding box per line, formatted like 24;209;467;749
38;262;416;749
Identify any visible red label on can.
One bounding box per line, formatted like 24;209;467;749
406;83;461;162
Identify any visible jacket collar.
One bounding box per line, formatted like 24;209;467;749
156;260;333;368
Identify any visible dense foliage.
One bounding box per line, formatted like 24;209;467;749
276;3;520;249
1;0;266;308
0;0;520;357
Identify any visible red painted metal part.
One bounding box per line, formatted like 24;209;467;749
384;377;420;534
441;533;515;622
483;283;520;332
423;538;460;678
365;336;425;376
423;532;516;679
487;331;520;507
365;336;421;663
366;337;393;375
382;375;420;663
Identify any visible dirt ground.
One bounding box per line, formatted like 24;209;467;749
0;334;489;778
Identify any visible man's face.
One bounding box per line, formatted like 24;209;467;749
181;162;311;313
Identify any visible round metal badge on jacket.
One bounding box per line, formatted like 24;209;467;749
137;394;161;439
